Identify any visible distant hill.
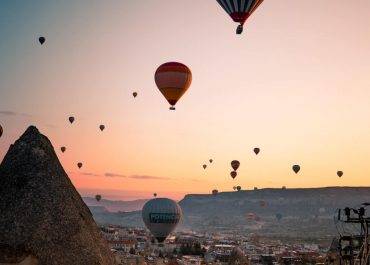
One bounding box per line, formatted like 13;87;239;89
83;197;149;212
90;187;370;241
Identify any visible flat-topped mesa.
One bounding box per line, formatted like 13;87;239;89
0;126;116;265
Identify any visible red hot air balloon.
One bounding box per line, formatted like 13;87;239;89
154;62;192;110
216;0;264;34
231;160;240;171
292;165;300;174
253;148;260;155
337;171;343;177
230;171;237;179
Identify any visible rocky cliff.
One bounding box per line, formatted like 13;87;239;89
0;126;116;265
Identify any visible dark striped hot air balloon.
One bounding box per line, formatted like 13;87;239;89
154;62;192;110
216;0;264;34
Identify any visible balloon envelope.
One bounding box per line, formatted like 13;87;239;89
216;0;264;25
212;189;218;195
254;148;260;155
142;198;182;243
337;171;343;177
292;165;300;174
230;171;237;179
154;62;192;109
236;186;241;191
153;193;157;197
69;116;75;124
61;146;66;153
39;37;45;45
99;125;105;131
133;92;138;98
203;164;207;169
231;160;240;171
95;194;102;202
77;162;83;169
209;159;213;163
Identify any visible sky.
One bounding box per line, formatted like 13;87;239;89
1;0;370;201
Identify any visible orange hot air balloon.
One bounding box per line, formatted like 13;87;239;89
230;171;237;179
154;62;192;110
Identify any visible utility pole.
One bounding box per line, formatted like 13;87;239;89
337;204;370;265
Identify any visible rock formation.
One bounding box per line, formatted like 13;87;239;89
0;126;116;265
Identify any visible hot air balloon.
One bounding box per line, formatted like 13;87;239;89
39;36;45;45
95;194;102;202
212;189;218;195
254;187;258;190
337;171;343;178
231;160;240;171
236;186;241;191
0;125;3;138
153;193;157;197
230;171;237;179
209;159;213;163
253;148;260;155
133;92;138;98
203;164;207;169
99;125;105;131
142;198;182;243
154;62;192;110
77;162;83;169
247;212;255;221
60;146;66;153
68;116;75;124
233;186;237;190
216;0;264;34
292;165;300;174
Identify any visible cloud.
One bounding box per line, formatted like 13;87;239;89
81;172;101;177
0;111;32;117
105;172;126;178
130;175;169;180
104;173;169;180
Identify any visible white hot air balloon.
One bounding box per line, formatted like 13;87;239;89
142;198;182;243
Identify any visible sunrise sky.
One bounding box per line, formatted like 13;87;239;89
1;0;370;200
